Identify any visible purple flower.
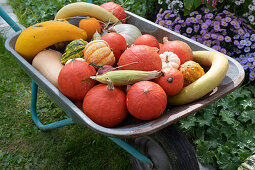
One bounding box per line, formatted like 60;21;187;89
215;16;222;21
223;10;230;15
205;19;212;25
233;35;240;39
234;40;240;46
250;37;255;42
225;36;232;42
204;33;211;39
205;13;214;19
158;20;164;26
189;11;195;16
170;14;176;18
251;34;255;38
240;40;247;46
221;48;227;54
196;14;202;19
203;8;210;13
185;18;191;24
200;30;207;35
225;17;232;22
244;47;251;53
191;36;197;41
212;45;221;51
249;71;255;81
231;20;237;25
178;20;185;24
201;23;208;29
174;24;181;30
214;21;220;26
221;21;228;27
247;62;254;69
217;35;224;41
211;34;217;39
197;37;203;43
246;40;252;46
238;44;244;49
248;58;254;62
234;23;240;29
238;29;245;35
214;25;221;31
192;18;199;24
194;25;200;32
186;27;193;34
251;44;255;49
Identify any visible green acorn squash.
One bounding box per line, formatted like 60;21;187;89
61;39;88;64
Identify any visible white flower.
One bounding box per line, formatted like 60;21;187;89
235;1;241;5
158;0;163;4
249;15;255;22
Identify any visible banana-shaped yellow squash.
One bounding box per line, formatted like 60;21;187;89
168;51;229;105
15;20;87;62
55;2;120;24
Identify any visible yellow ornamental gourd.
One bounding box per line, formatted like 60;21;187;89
159;51;181;70
84;40;115;66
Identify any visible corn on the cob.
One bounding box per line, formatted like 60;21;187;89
90;70;163;86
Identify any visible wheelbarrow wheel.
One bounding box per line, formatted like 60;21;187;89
128;124;199;170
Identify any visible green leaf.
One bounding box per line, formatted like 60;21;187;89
194;0;202;9
183;0;194;10
219;110;236;125
240;99;255;110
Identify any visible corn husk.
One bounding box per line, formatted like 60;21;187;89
90;70;163;86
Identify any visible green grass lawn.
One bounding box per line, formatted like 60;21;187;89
0;36;132;169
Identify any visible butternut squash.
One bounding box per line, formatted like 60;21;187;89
32;49;64;88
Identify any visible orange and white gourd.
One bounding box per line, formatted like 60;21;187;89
159;51;180;70
84;39;115;66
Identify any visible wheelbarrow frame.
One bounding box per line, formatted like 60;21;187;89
1;1;244;168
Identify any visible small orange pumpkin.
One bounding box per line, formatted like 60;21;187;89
79;18;101;41
126;81;167;120
84;39;115;66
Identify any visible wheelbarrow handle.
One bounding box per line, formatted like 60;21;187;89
0;6;22;32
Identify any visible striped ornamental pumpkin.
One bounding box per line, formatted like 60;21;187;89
84;39;115;66
61;39;88;65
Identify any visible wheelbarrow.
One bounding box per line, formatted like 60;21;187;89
1;2;245;169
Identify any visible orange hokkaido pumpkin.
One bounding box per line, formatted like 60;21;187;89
133;34;160;49
158;37;193;64
101;32;127;63
83;83;127;127
154;68;184;96
117;45;162;71
126;81;167;120
84;39;115;66
79;18;101;41
100;2;127;23
58;60;96;100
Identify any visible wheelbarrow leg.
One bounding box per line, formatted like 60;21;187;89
108;137;153;169
30;80;74;131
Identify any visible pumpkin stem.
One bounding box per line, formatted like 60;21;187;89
106;78;114;91
163;37;169;43
144;89;149;93
167;77;173;83
89;62;103;68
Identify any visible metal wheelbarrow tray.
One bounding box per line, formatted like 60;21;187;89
4;11;245;138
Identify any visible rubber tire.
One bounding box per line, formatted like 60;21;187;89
128;124;199;170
